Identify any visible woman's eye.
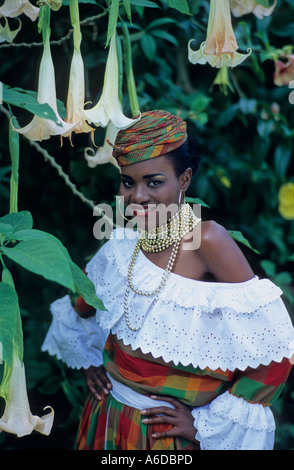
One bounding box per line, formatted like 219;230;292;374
148;180;163;188
121;180;133;189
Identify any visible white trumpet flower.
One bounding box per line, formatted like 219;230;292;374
0;0;39;21
82;34;140;130
188;0;251;68
84;122;119;169
0;351;54;437
230;0;277;19
62;47;94;141
14;31;76;141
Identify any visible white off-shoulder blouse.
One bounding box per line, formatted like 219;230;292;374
42;228;294;450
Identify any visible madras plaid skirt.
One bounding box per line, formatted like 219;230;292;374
75;392;199;450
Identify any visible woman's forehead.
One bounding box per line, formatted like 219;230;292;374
120;155;175;177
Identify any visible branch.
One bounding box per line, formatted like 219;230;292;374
0;11;108;49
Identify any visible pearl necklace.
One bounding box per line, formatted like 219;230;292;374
124;204;201;331
139;203;196;252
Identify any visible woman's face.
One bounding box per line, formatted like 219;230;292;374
119;155;192;230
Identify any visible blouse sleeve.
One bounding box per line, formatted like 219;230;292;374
41;294;109;369
192;358;292;450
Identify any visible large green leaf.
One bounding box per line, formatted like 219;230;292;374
7;228;106;309
70;261;106;311
2;239;75;291
2;85;60;122
106;0;120;46
0;211;33;232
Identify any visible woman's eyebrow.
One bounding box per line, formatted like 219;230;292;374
120;174;133;179
120;173;166;180
143;173;165;179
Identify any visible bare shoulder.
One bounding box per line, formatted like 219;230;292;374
201;220;230;243
198;220;255;283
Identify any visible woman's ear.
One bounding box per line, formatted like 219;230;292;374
180;167;193;192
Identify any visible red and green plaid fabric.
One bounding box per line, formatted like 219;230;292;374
230;357;292;405
75;393;199;450
75;334;292;450
104;335;232;407
111;110;187;166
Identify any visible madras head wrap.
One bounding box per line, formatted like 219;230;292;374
111;110;187;166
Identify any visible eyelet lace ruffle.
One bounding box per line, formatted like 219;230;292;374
192;391;275;450
41;295;108;369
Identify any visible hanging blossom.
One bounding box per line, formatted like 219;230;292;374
0;349;54;437
188;0;251;68
0;0;39;21
62;48;95;142
84;122;120;169
230;0;277;19
14;7;76;141
82;33;140;129
0;17;21;43
62;0;94;143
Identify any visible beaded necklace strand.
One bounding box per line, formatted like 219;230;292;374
124;204;201;331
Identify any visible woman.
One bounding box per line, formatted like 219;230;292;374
42;110;294;450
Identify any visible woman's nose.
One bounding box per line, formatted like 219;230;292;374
130;184;149;205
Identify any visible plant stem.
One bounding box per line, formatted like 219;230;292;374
8;118;19;214
121;22;140;117
69;0;82;51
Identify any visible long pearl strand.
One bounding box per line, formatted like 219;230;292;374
124;204;201;331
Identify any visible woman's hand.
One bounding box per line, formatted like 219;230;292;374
82;365;112;401
140;395;197;443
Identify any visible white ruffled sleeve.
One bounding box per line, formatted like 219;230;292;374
41;295;108;369
191;391;276;450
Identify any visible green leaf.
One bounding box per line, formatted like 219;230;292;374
1;239;75;291
70;261;106;311
13;228;68;243
228;230;260;254
0;282;19;366
146;17;177;30
123;0;132;22
274;141;292;180
106;0;120;46
186;197;210;208
260;259;276;277
162;0;191;15
12;228;105;309
0;211;33;232
151;29;178;47
141;33;157;60
130;0;160;8
0;222;13;235
2;85;59;122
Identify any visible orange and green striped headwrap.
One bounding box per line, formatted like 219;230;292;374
111;110;187;166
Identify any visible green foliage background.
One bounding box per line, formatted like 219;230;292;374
0;0;293;450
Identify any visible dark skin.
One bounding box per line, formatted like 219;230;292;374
83;155;254;444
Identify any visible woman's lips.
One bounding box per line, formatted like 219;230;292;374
134;206;155;217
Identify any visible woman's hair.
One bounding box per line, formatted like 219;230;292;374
166;135;200;177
